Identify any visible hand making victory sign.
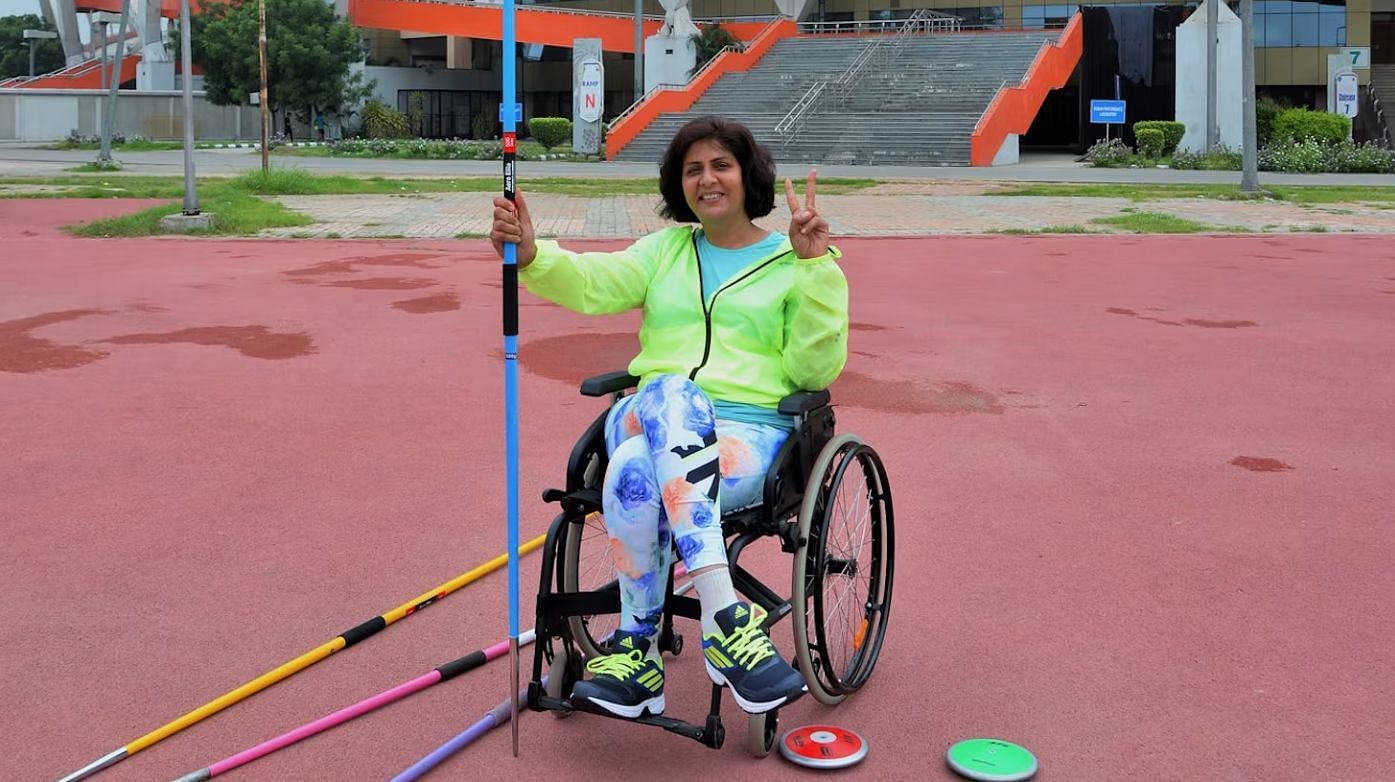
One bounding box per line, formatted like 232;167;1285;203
785;168;829;259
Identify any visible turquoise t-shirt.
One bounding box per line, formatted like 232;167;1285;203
696;231;795;431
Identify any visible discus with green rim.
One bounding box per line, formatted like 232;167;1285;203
946;738;1038;781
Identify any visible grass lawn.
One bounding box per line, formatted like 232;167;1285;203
1090;211;1252;233
990;182;1395;205
2;168;879;236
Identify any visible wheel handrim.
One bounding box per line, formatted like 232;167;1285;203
564;509;620;659
812;445;892;692
792;434;862;704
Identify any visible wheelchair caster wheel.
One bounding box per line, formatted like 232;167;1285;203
661;632;683;656
746;712;778;758
704;714;726;749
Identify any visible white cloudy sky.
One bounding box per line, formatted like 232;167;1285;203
3;0;45;18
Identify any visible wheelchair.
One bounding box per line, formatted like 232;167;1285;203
527;371;895;756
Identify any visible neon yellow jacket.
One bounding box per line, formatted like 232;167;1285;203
519;226;848;408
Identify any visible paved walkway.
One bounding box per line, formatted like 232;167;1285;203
5;143;1395;185
4;143;1393;237
260;185;1395;239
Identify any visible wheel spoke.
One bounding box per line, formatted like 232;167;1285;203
816;452;886;684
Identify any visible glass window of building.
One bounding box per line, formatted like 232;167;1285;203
942;6;1005;29
1256;0;1346;47
1022;3;1076;29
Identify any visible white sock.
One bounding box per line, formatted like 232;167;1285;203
692;567;740;637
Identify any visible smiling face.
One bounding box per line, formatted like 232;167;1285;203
681;138;747;228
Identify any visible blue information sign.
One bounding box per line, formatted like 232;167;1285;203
1090;99;1126;125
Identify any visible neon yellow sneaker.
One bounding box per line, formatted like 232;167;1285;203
702;602;806;714
569;631;665;718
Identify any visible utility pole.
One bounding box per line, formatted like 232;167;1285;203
634;0;643;101
96;3;130;166
97;18;107;91
259;0;269;173
180;0;199;215
1240;0;1259;191
1206;0;1217;149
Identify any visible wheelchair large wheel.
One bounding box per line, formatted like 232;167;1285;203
561;508;621;661
791;433;895;706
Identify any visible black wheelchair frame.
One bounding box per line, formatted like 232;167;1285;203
526;370;892;755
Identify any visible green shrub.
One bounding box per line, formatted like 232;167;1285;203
362;99;409;139
1259;139;1395;174
1258;139;1327;172
1133;120;1185;155
316;137;562;161
1135;128;1165;159
1084;138;1133;167
1256;95;1286;146
527;117;572;151
1171;146;1242;170
473;109;496;140
1321;140;1395;173
1271;108;1350;146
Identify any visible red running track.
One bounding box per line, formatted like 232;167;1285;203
2;200;1393;781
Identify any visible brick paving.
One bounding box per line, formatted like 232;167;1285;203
260;183;1395;239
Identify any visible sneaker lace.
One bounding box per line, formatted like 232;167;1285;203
586;648;647;678
723;621;777;670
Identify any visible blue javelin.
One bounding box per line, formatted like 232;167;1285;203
500;0;521;759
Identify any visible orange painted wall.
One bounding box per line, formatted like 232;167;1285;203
969;14;1082;166
72;0;766;49
349;0;767;53
604;19;796;160
23;54;141;89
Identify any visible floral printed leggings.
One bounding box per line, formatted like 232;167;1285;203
601;374;789;638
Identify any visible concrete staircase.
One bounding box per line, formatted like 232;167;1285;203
788;33;1055;165
611;36;873;163
612;31;1057;166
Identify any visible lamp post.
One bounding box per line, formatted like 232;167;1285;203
1240;0;1259;191
1206;0;1217;149
259;0;269;173
634;0;643;101
180;0;199;214
91;7;130;166
22;29;58;77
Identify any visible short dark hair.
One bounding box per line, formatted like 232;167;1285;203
657;116;776;223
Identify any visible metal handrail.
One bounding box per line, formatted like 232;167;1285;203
833;39;879;96
972;78;1010;132
777;10;946;144
1366;90;1392;149
424;0;667;21
604;17;780;132
798;9;959;36
773;81;825;136
604;44;744;131
2;56;106;88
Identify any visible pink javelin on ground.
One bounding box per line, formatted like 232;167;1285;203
171;632;536;782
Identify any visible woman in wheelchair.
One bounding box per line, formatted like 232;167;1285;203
489;116;846;721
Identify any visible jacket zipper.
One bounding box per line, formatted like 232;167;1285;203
688;231;793;382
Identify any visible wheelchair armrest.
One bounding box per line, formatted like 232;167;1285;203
580;371;640;397
777;389;830;416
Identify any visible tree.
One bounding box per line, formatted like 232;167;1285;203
688;23;739;77
1;15;65;79
186;0;369;120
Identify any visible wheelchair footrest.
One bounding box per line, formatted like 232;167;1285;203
533;692;724;749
